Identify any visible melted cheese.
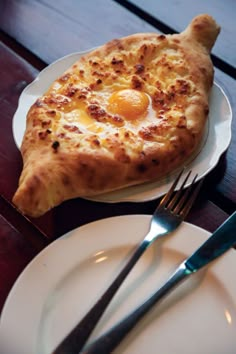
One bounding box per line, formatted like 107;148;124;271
32;34;198;156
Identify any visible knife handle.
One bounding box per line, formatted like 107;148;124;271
82;262;190;354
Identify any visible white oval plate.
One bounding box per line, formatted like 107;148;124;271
0;215;236;354
12;51;232;203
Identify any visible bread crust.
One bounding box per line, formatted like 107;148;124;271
13;14;220;217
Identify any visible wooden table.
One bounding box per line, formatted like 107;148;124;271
0;0;235;349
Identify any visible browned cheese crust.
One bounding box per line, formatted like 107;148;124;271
13;14;220;217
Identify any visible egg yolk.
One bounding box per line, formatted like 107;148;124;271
108;89;149;120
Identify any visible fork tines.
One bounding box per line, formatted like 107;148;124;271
158;168;204;217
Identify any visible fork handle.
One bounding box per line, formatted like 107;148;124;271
53;238;150;354
81;263;189;354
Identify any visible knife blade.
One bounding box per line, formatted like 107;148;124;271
82;211;236;354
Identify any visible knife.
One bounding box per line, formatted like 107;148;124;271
81;211;236;354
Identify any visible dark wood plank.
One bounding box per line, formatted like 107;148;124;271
126;0;236;69
0;42;56;238
0;214;46;314
0;196;50;244
0;0;156;64
208;69;236;213
0;42;37;199
52;191;230;238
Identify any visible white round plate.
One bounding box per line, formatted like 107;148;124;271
12;51;232;203
0;215;236;354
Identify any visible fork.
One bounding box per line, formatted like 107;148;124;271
53;168;203;354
